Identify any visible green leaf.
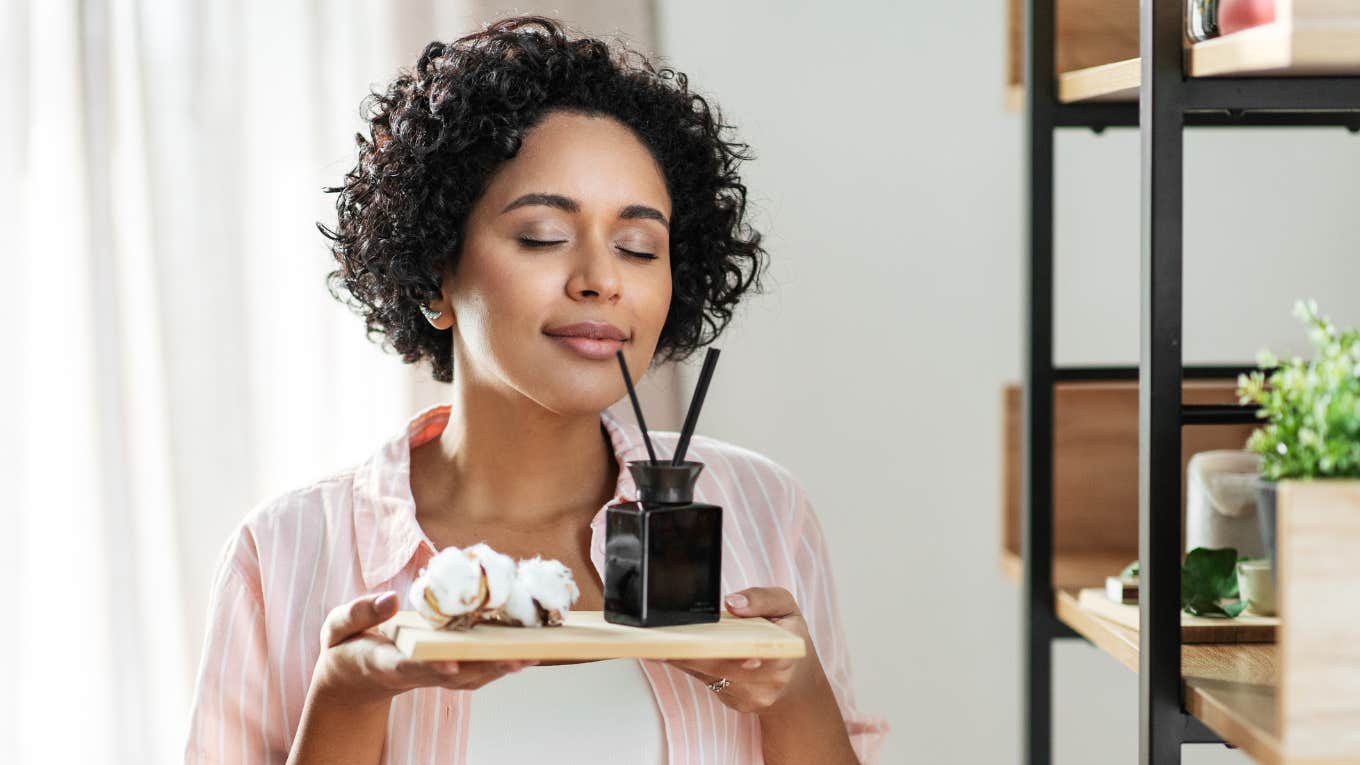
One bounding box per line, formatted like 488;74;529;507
1181;547;1242;617
1183;598;1248;619
1183;598;1227;617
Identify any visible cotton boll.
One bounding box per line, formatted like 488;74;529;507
517;556;581;613
409;575;453;628
467;542;517;612
500;574;543;627
517;556;581;625
422;546;485;617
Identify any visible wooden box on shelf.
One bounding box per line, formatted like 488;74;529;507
1007;0;1360;106
1192;0;1360;77
1275;479;1360;761
1005;0;1138;109
999;379;1256;589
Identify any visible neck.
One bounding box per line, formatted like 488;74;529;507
415;373;620;530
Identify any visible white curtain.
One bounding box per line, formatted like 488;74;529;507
3;1;666;763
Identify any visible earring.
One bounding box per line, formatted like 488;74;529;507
420;304;443;323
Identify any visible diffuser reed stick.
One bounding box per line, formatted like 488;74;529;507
673;348;720;465
615;350;659;463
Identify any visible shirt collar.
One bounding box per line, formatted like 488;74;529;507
352;403;652;590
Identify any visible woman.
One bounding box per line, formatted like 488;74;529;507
185;15;887;765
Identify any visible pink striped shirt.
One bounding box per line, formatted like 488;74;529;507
185;403;889;763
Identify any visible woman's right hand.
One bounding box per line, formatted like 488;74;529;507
311;591;538;705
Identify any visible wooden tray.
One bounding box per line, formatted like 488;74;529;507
378;611;808;662
1076;588;1279;643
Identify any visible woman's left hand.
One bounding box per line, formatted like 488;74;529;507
663;586;821;716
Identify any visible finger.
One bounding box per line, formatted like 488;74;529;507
493;660;539;672
396;658;473;688
667;658;753;683
431;661;461;676
723;587;798;619
352;641;417;680
321;592;399;647
665;656;735;675
732;657;794;672
720;657;776;674
438;660;538;691
435;659;537;680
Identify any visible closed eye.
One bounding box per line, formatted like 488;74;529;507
519;237;657;260
519;237;566;248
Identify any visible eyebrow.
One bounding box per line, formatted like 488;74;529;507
501;192;669;228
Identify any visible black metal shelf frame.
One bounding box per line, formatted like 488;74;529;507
1020;1;1360;764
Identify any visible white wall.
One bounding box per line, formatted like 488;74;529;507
657;1;1360;763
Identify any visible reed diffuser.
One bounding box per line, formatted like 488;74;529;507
604;348;723;627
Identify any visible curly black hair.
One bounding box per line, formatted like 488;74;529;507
319;14;768;383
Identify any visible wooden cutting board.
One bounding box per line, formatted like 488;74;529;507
1076;588;1279;643
378;610;808;662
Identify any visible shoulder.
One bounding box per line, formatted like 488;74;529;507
679;433;799;492
215;467;360;585
655;430;811;533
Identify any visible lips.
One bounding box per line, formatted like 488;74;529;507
543;321;630;361
542;321;629;341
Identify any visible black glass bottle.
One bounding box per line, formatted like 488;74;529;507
604;460;722;627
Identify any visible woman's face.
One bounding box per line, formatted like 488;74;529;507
438;110;673;415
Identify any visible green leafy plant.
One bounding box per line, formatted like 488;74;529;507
1236;300;1360;481
1180;547;1246;618
1117;547;1247;618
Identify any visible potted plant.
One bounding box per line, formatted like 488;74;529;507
1236;300;1360;570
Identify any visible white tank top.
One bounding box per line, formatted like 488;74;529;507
465;658;667;764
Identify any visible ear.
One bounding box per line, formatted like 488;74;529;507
423;300;455;330
427;269;457;329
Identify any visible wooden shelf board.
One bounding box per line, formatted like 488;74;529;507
1001;550;1283;761
1190;22;1360;77
1054;23;1360;104
999;549;1134;590
1058;58;1141;103
1053;588;1282;764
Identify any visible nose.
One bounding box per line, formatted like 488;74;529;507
565;234;622;303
